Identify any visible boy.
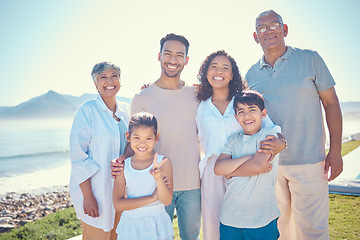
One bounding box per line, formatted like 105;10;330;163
214;90;280;240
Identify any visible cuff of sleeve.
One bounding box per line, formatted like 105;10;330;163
72;159;100;185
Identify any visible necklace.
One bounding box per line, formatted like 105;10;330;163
113;112;120;122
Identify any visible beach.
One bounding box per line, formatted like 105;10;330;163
0;119;73;232
0;186;71;232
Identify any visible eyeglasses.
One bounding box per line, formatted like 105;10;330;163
256;22;282;33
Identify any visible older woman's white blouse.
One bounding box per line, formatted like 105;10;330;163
196;97;279;178
69;95;129;231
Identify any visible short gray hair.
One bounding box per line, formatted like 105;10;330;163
91;62;121;82
256;10;283;28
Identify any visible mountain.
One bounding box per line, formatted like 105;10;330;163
0;90;132;119
0;90;359;120
340;102;360;119
0;106;11;113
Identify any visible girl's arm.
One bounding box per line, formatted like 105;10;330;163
214;153;253;176
113;168;158;211
150;154;173;206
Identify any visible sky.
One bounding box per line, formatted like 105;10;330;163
1;0;359;106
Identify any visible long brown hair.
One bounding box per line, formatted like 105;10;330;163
196;50;244;101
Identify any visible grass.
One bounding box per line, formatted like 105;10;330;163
341;140;360;156
0;207;80;240
329;194;360;239
1;140;359;240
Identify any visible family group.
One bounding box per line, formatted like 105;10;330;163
69;10;343;240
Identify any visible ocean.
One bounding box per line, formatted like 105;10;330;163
0;117;359;197
0;119;73;196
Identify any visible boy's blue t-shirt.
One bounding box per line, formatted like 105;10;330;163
220;127;280;228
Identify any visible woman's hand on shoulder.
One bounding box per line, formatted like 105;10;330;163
111;155;126;179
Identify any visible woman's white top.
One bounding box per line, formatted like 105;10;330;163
69;95;129;231
196;97;280;178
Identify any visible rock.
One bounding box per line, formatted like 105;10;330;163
0;224;15;233
4;214;16;218
1;210;10;215
0;188;72;230
19;220;31;226
0;217;12;224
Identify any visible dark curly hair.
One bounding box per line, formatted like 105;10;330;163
196;50;244;101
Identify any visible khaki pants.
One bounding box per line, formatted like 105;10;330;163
276;161;329;240
81;211;122;240
201;155;226;240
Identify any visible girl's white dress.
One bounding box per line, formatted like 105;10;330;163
116;154;174;240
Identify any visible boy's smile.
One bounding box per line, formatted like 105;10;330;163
234;103;267;135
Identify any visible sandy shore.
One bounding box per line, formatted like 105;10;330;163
0;185;72;233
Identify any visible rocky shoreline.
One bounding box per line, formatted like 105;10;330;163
0;186;73;233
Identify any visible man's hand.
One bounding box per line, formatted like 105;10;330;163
110;155;125;179
162;176;171;189
141;83;151;90
325;151;343;182
258;135;286;155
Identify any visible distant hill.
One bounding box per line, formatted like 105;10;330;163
0;106;11;113
340;102;360;120
0;90;359;120
0;90;132;119
340;102;360;113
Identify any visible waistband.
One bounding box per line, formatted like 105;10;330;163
122;204;166;218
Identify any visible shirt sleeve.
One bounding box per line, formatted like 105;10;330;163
312;51;336;92
222;134;236;156
130;93;145;115
69;105;100;185
258;128;278;144
261;115;281;133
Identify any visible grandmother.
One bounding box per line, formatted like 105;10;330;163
69;62;129;240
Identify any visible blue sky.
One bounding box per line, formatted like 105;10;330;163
1;0;359;106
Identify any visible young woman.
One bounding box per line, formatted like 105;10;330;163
196;50;286;240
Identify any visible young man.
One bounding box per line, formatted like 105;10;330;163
129;33;201;240
214;90;280;240
245;10;343;240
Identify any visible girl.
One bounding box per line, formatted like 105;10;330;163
196;50;286;240
113;112;174;240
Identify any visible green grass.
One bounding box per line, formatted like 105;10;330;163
0;208;80;240
1;140;359;240
2;196;359;240
341;140;360;156
329;194;360;239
